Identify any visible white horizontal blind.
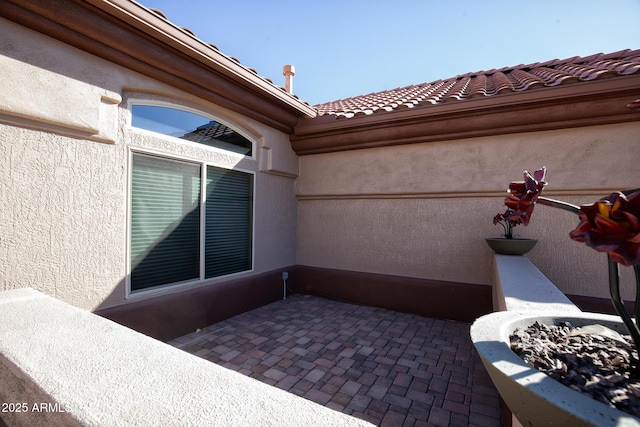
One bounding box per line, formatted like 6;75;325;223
130;154;201;291
205;166;253;278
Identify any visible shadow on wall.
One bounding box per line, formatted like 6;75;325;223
93;204;208;341
130;208;200;293
94;269;291;342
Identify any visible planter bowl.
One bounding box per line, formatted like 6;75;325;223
471;311;640;427
485;238;537;255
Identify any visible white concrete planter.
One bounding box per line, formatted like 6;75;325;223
471;311;640;427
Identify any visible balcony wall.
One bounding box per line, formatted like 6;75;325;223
297;122;640;304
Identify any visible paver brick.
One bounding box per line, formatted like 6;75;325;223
337;357;356;369
294;359;315;371
428;377;448;393
470;401;501;417
449;373;470;386
469;411;503;426
339;347;357;358
380;410;405;427
275;374;299;390
443;399;470;416
263;368;287;381
340;380;362;396
447;381;471;397
389;384;408;397
304;368;325;383
358;372;377;387
451;412;471;426
428;406;451;426
329;366;347;376
445;389;466;404
367;383;389;400
347;394;372;412
393;372;413;387
193;348;211;357
408;400;432;420
383;392;412;410
261;354;281;367
471;391;500;407
328;391;352;407
320;382;341;395
304;389;332;405
288;346;307;356
406;389;435;405
372;365;390;377
170;294;500;427
326;401;346;412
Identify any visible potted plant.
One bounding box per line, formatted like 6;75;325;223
485;168;547;255
485;209;537;255
473;167;640;426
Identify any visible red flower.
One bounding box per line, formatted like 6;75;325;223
504;167;547;226
569;191;640;266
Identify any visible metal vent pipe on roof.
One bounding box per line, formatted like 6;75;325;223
283;65;295;94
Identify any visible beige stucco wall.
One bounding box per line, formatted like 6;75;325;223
0;18;298;311
297;122;640;300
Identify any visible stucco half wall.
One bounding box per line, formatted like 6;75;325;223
297;266;492;323
296;122;640;302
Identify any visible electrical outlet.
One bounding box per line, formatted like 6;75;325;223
282;271;289;280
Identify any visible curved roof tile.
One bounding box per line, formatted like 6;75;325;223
315;49;640;119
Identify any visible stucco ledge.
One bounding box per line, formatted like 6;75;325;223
0;288;372;427
491;254;581;314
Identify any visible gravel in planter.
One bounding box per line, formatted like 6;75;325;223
510;321;640;418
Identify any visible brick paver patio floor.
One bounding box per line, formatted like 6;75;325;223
168;294;501;426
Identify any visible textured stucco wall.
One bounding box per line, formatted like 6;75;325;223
0;18;298;311
297;122;640;300
0;124;126;309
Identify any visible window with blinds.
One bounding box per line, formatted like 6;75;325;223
130;153;253;292
205;166;253;279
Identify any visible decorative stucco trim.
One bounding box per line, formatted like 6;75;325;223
296;189;622;201
0;108;119;145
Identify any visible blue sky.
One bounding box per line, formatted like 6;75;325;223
138;0;640;106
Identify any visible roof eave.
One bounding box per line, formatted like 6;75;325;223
292;76;640;155
1;0;316;133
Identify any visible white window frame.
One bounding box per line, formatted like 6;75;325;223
126;99;258;298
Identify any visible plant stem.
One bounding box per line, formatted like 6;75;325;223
635;264;640;331
539;194;640;372
608;256;640;375
537;197;581;215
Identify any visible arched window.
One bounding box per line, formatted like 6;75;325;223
129;104;254;293
131;105;253;156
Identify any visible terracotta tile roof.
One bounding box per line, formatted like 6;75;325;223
314;49;640;119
